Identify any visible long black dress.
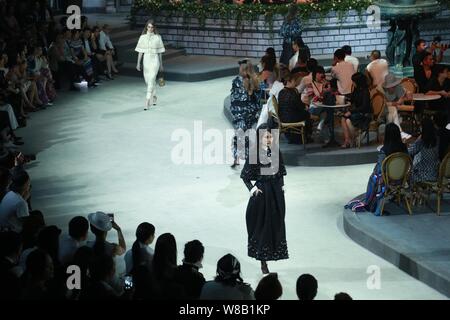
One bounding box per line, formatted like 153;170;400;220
240;149;289;261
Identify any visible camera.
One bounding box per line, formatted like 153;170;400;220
107;213;114;222
124;275;133;290
238;59;249;65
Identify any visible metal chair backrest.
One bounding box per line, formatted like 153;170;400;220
438;151;450;187
382;152;412;186
401;78;417;95
371;91;385;121
272;96;280;117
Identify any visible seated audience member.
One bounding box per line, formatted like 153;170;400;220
27;46;54;106
20;225;62;270
48;34;65;89
80;254;120;300
59;216;89;266
152;232;186;299
200;254;254;300
254;273;283;300
68;246;94;300
425;64;450;116
69;29;95;87
289;38;310;71
331;48;355;96
0;170;31;232
363;123;408;214
0;166;11;201
296;274;318;301
408;118;440;184
0;231;23;300
270;65;290;101
366;50;389;89
414;52;434;94
382;73;412;140
296;58;318;105
91;26;115;80
412;39;428;69
341;73;372;148
99;25;119;69
342;45;359;73
86;211;126;257
259;54;277;89
291;47;310;76
334;292;353;300
174;240;206;300
277;73;311;144
20;249;54;300
124;222;155;275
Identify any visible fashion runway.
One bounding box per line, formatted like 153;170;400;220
17;76;446;299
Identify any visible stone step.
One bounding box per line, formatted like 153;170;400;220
118;47;186;64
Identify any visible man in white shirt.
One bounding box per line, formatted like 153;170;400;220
0;171;30;232
331;49;355;95
342;45;359;73
59;216;89;266
366;50;389;89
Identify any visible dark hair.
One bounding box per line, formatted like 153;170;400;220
335;292;353;300
298;47;309;64
421;51;432;63
352;72;369;89
307;58;318;73
261;55;275;72
183;240;204;264
90;224;107;256
215;253;243;286
265;47;276;60
0;166;11;190
296;274;318;300
89;254;115;282
293;38;305;48
254;273;283;300
73;246;94;275
69;216;89;240
131;222;155;274
152;233;177;280
312;66;325;82
10;170;30;193
421;118;437;149
434;63;449;76
0;231;22;257
342;45;352;55
25;249;52;280
371;50;381;60
334;49;346;61
383;123;407;156
37;226;61;266
415;39;426;48
286;4;298;22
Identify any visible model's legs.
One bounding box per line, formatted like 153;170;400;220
341;117;351;146
261;261;269;274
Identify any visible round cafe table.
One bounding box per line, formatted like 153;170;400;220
311;102;351;147
412;94;441;101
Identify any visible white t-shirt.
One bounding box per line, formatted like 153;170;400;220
331;61;355;95
345;55;360;73
366;59;389;87
296;73;313;105
59;235;85;266
124;242;154;274
269;81;285;101
0;191;29;232
289;51;299;71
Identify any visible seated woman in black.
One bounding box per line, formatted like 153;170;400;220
277;73;311;144
426;64;450;116
341;72;372;148
414;52;435;94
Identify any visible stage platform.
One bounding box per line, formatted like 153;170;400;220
223;95;379;167
343;199;450;298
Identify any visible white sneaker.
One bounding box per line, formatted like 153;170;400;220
153;96;157;106
317;119;325;131
401;132;412;140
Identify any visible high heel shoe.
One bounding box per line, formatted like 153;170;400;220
230;159;239;169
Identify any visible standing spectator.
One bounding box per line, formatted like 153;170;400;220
59;216;89;266
342;45;359;73
279;4;303;66
414;52;435;94
366;50;389;89
124;222;155;275
289;38;310;72
331;49;355;96
412;39;427;69
200;254;254;300
296;274;318;301
86;211;126;257
20;249;54;300
174;240;206;300
0;170;30;232
254;273;283;300
80;254;120;300
335;292;353;300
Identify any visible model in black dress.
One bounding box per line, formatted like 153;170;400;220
240;123;289;274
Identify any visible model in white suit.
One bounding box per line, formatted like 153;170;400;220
135;22;165;110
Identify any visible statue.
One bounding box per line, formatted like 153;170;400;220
385;19;396;64
393;20;407;67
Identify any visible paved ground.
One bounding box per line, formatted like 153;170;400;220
16;75;447;300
